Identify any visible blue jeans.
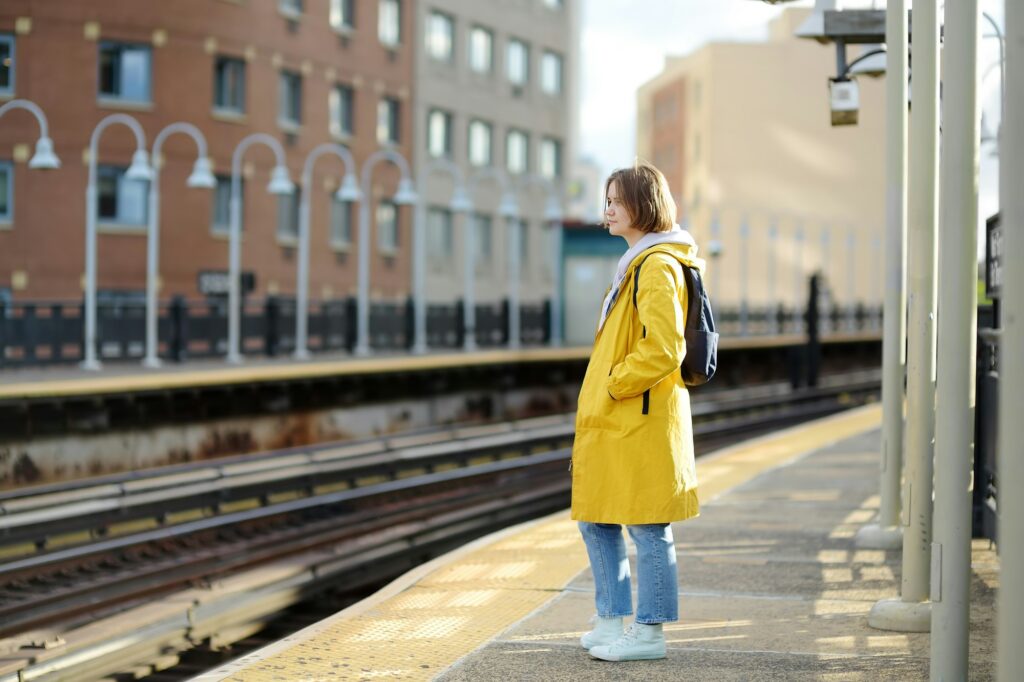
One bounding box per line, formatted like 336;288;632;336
578;522;679;624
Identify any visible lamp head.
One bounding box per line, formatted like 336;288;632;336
186;156;217;189
28;136;61;170
393;177;418;206
498;192;519;219
449;186;473;214
126;149;154;182
335;172;362;202
848;46;886;79
268;165;295;195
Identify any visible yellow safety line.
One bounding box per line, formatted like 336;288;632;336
215;403;882;682
0;333;878;401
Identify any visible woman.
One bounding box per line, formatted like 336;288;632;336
571;162;703;662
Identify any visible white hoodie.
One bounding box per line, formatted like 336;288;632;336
596;224;698;332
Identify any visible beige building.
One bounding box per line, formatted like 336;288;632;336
413;0;578;310
637;8;887;315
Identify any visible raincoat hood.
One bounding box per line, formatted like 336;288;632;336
597;225;705;331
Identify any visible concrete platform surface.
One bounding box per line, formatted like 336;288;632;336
193;404;998;681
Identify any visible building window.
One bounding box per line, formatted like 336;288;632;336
379;0;401;47
213;56;246;114
427;109;453;159
519;219;530;267
279;70;303;128
468;26;493;74
277;187;300;240
541;51;563;95
97;165;148;225
427;207;453;265
468;119;492;167
0;35;14;96
540;137;562;179
377;200;398;253
279;0;303;17
98;42;152;103
426;11;454;63
474;213;492;268
331;197;353;246
506;38;529;86
330;0;355;30
329;84;355;137
692;80;702;109
0;161;11;222
693;132;701;162
506;129;528;175
542;0;563;8
377;96;400;145
211;175;243;235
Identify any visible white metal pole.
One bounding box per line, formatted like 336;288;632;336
869;0;940;633
859;0;909;551
295;183;312;359
143;168;162;368
412;197;427;354
355;195;372;356
83;176;101;370
227;188;243;364
931;1;980;676
462;211;477;351
508;216;521;349
997;1;1024;679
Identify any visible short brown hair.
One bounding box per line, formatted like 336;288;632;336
603;161;677;233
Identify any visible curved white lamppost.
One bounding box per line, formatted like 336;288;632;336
143;123;216;368
0;99;61;169
294;143;362;359
354;149;417;357
415;159;472;354
82;114;154;370
226;133;294;364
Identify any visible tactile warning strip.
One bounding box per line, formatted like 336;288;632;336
213;403;882;681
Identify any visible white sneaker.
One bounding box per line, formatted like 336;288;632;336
580;615;623;649
589;622;666;661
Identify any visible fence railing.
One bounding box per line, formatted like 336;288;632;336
0;297;882;369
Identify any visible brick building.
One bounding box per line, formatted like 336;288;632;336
0;0;415;305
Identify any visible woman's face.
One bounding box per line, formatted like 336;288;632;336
605;181;634;238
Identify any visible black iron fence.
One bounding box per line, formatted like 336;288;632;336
0;297;557;367
0;295;883;369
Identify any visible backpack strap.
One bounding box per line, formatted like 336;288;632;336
632;254;697;327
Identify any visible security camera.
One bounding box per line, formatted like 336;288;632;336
829;77;859;126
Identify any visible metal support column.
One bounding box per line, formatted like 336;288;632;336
931;1;980;676
869;0;940;633
856;0;908;551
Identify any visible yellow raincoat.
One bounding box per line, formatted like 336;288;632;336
570;242;703;525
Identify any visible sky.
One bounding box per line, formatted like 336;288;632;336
576;0;1006;254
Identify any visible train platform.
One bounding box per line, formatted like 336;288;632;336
193;402;998;681
0;332;880;401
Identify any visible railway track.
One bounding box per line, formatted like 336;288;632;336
0;372;879;682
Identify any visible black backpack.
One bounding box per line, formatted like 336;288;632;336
632;254;719;386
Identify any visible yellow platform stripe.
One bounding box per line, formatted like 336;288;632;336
199;403;883;681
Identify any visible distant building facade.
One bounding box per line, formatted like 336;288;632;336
412;0;578;307
0;0;415;303
637;9;887;313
